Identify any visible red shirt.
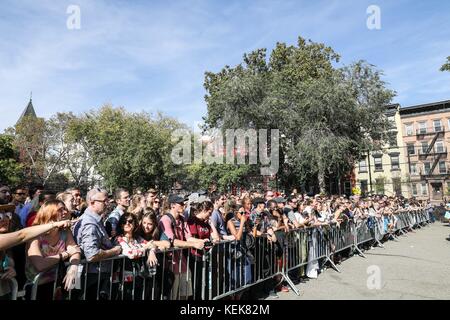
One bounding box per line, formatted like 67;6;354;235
26;211;37;227
187;216;211;257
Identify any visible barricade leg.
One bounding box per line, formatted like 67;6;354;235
353;245;366;258
281;272;300;295
325;228;341;272
325;255;341;273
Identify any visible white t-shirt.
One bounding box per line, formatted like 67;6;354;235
294;212;306;224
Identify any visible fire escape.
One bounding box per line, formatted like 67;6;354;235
417;126;447;178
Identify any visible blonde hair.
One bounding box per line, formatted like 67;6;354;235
129;194;145;213
56;192;73;203
32;200;65;226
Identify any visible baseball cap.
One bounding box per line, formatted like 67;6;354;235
274;197;286;204
187;193;199;204
168;194;187;204
252;197;265;206
198;195;210;203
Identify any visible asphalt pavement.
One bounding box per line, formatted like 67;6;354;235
267;222;450;300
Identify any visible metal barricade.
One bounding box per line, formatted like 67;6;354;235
22;207;437;301
207;235;284;300
354;219;376;257
2;278;18;300
374;216;386;244
26;247;203;301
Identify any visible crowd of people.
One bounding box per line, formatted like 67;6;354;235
0;182;435;300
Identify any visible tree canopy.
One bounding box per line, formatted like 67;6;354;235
441;56;450;72
203;36;396;193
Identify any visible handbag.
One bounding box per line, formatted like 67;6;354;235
444;211;450;220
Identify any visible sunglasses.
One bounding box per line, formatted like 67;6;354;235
0;212;12;221
125;219;134;225
238;211;245;214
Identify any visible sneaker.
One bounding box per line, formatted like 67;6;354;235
280;286;290;292
268;290;279;298
446;237;450;241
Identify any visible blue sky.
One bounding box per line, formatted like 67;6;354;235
1;0;449;132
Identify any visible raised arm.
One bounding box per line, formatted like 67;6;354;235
0;220;71;251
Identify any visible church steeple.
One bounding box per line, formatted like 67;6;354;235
17;95;37;124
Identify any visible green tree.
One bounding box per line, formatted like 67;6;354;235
0;134;23;185
11;116;49;185
203;36;395;193
67;105;187;191
440;56;450;72
47;112;100;190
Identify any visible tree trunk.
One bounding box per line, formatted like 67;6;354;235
318;170;326;195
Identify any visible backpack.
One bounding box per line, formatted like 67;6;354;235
159;213;187;243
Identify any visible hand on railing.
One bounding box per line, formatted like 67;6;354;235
63;265;78;291
0;266;16;280
192;241;205;250
146;250;158;267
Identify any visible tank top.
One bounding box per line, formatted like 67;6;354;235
25;230;67;284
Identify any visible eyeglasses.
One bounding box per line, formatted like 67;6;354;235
125;219;134;225
93;199;108;203
154;200;160;204
0;212;12;221
238;211;245;214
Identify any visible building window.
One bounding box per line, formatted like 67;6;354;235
418;122;427;134
390;155;400;170
407;143;415;155
344;181;351;196
424;162;431;174
359;159;367;172
435;141;444;153
434;119;442;132
360;180;368;194
392;177;402;196
412;184;418;196
421;142;428;154
410;163;417;175
374;157;383;171
405;124;413;136
439;161;446;174
375;178;385;194
421;183;428;196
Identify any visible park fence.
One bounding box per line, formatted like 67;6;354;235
18;208;431;300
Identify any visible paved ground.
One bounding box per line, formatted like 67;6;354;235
267;222;450;300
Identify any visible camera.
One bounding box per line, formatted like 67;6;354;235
204;240;213;248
